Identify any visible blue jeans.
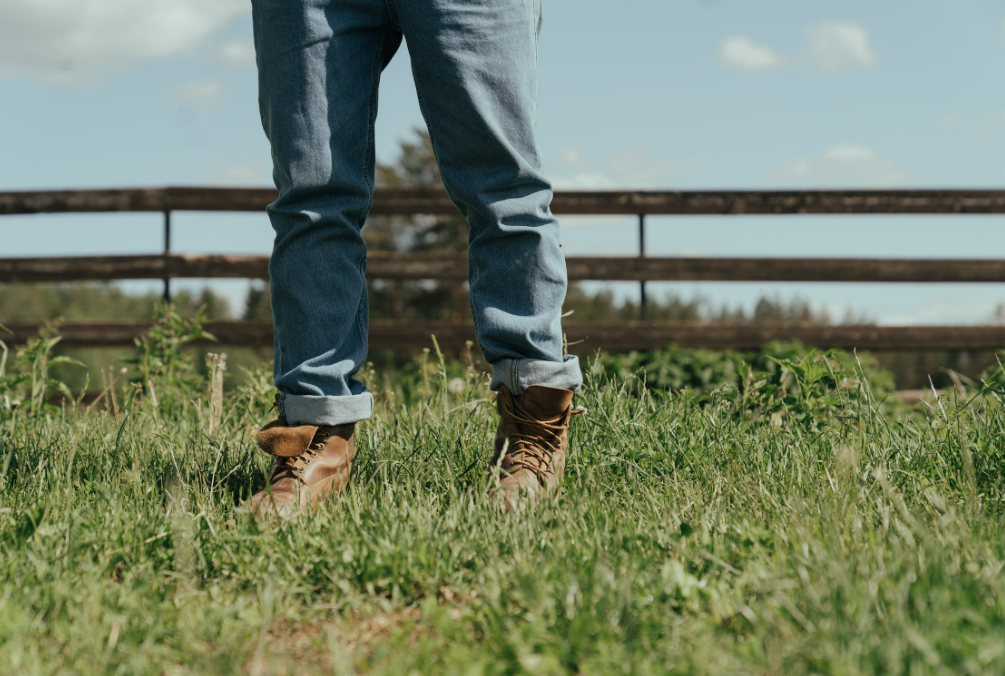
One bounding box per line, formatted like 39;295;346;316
252;0;582;426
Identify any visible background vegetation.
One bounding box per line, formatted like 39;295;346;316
3;130;1000;392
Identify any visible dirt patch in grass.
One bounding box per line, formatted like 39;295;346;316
244;606;424;675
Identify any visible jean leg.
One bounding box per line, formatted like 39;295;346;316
395;0;582;394
252;0;401;424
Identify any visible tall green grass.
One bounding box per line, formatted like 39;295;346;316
1;313;1004;675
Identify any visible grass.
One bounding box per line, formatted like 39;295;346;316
2;316;1005;674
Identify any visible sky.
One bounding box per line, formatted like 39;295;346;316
2;0;1005;324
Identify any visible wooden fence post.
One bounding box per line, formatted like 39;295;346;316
162;210;172;304
638;214;647;320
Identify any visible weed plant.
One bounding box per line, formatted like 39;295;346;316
1;313;1004;675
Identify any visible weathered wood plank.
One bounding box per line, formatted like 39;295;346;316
5;320;1005;352
0;255;266;282
568;257;1005;283
4;187;1005;216
8;253;1005;283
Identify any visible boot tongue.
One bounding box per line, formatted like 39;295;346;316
255;419;319;458
520;386;574;422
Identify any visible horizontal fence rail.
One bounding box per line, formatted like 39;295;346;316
6;321;1005;352
8;253;1005;283
4;187;1005;353
4;187;1005;216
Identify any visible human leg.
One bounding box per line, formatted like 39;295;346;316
252;0;401;427
393;0;582;395
395;0;581;502
249;0;400;513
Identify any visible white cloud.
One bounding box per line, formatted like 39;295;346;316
553;146;587;167
771;145;907;187
974;110;1005;138
552;171;619;190
806;21;877;72
548;145;702;190
548;146;703;234
719;35;781;71
939;110;1005;139
0;0;247;80
214;162;269;186
940;114;964;130
821;145;876;162
718;21;878;74
168;81;222;112
219;39;256;66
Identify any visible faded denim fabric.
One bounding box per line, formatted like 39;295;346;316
252;0;582;426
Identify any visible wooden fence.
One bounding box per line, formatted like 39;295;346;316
4;186;1005;351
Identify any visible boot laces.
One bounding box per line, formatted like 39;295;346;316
268;430;329;486
502;398;580;479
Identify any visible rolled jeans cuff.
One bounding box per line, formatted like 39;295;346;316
279;392;373;426
489;356;583;395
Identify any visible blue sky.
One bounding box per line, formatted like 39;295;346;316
2;0;1005;323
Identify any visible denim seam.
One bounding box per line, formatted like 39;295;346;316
363;39;384;198
534;0;543;86
354;254;368;360
273;314;284;394
467;255;484;359
383;0;400;31
356;33;386;344
412;88;466;221
412;84;488;358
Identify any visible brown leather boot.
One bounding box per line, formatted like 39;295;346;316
249;401;356;517
490;385;582;507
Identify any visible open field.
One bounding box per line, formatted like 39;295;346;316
2;319;1005;675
